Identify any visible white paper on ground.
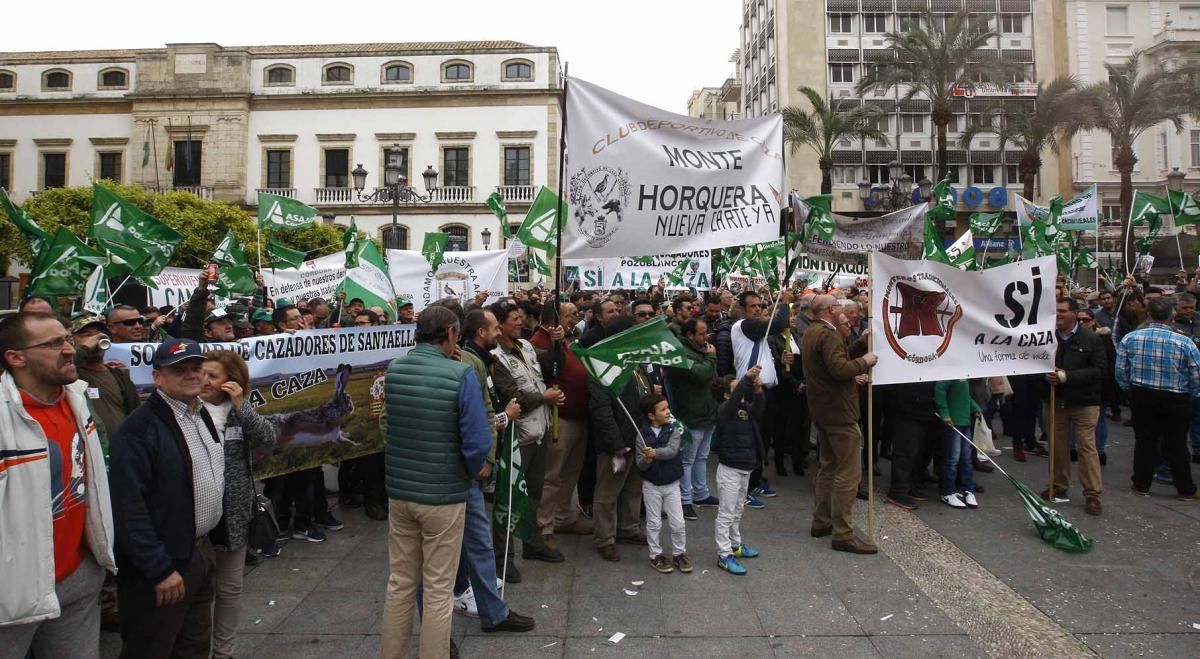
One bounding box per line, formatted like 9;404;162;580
608;632;626;644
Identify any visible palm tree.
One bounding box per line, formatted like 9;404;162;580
1074;51;1198;266
782;86;889;194
956;76;1091;200
856;10;1025;178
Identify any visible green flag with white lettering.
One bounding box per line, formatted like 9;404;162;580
81;265;111;314
929;177;957;223
570;316;693;395
0;187;51;256
969;212;1002;237
1168;189;1200;226
267;235;306;270
89;183;183;281
493;425;535;544
339;239;397;320
257;193;319;231
922;211;952;264
210;230;258;296
25;228;107;297
485;191;512;240
422;232;449;271
517;186;565;252
945;230;978;271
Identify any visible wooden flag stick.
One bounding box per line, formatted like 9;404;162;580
1048;383;1056;502
866;249;875;544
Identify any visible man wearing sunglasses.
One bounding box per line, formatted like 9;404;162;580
106;305;147;344
0;312;116;657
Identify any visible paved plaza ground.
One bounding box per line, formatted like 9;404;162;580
102;419;1200;658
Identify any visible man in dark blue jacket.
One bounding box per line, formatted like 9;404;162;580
111;338;226;659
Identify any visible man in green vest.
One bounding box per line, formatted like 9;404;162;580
380;306;492;659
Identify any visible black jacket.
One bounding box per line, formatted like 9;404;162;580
110;392;226;584
1038;325;1107;408
588;378;641;456
768;332;802;392
883;381;939;422
712;374;766;471
713;318;735;377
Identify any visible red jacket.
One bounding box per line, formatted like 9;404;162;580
530;327;588;420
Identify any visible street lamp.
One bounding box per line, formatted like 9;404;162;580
863;161;932;211
1168;166;1186;192
352;144;439;249
481;227;492;250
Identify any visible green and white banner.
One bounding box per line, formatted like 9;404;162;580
257;193;319;231
798;203;927;273
105;325;415;479
1014;185;1101;232
565;250;712;290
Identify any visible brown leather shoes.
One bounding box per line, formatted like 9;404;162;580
597;544;620;562
832;536;878;555
542;533;558;552
810;526;832;538
1085;496;1102;516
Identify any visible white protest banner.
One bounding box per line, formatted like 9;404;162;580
146;267;231;309
105;325;415;478
1014;186;1101;232
563;77;784;259
567;250;712;290
798;203;926;274
870;252;1057;386
261;253;345;303
386;248;508;311
723;272;768;295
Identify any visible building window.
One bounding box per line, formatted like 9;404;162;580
0;71;13;91
900;114;924;133
503;146;531;186
1008;66;1031;84
863;13;887;33
503;60;533;81
381;225;408;250
899;13;921;32
99;152;122;182
1161;132;1169;169
1191;129;1200;167
443;147;469;187
382;62;412;83
1106;6;1129;35
1005;164;1019;184
43;70;71;90
0;153;10;190
43;153;66;188
322;64;353;84
829;13;852;33
867;164;890;184
1182;6;1200;28
442;225;469;252
324;148;349;188
266;149;291;188
971;165;996;185
830;63;854;83
98;68;128;89
832;166;858;185
443;62;473;82
1001;13;1025;34
946;166;964;184
904;165;926;183
172;141;202;186
1102;204;1123;222
265;65;295;86
969;15;992;34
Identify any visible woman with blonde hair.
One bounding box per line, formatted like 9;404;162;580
200;349;276;659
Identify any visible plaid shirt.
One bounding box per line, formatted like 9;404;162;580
162;393;225;537
1115;323;1200;396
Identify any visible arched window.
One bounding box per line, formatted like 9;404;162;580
440;224;470;252
502;59;533;81
322;63;353;85
381;225;409;250
265;64;295;86
0;70;14;91
43;69;72;90
442;61;472;82
382;62;412;84
98;68;128;89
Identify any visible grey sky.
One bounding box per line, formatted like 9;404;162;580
6;0;740;113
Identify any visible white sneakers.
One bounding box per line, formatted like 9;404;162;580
941;492;980;509
453;586;479;618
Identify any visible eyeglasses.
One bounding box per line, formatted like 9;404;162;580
18;335;74;351
633;311;655;319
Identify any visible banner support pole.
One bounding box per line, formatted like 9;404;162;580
553;64;568;296
499;423;515;600
866;249;875;544
1048;383;1056;503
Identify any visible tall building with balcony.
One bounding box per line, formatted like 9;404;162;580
1065;2;1200;264
0;41;559;271
739;0;1070;218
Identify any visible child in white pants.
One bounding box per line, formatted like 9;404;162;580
635;394;691;574
711;367;765;575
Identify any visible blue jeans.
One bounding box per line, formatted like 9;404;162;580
421;482;508;627
679;425;714;504
940;425;976;496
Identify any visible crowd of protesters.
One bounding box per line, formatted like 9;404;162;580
2;262;1199;658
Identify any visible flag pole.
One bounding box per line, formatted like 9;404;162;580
150;118;161;191
1048;382;1056;503
1094;230;1100;291
1170;185;1185;277
866;249;875;544
499;423;515;600
553;64;569;295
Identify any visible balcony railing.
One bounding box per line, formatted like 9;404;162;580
431;186;476;203
314;187;353;204
495;185;537;203
172;185;214;200
255;187;297;199
312;185;477;205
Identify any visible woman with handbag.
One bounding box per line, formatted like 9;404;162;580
201;349;277;659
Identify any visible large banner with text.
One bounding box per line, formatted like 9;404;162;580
105;325;414;478
797;203;927;278
563;77;784;259
385;248;508;311
566;251;712;291
869;253;1057;386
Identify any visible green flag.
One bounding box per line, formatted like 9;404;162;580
422;232;449;271
1;187;51;255
485;191;512;240
340;239;397;320
528;248;551;279
570;316;693;394
81;265;110;314
342;216;359;249
141;139;150;168
209;229;259;296
968;212;1002;237
267;235;306;270
921;212;952;264
1010;473;1094;553
1168;189;1200;226
945;230;978;271
25;228;107;297
1075;247;1098;270
929;177;957;223
89;183;183;280
257;193;319;231
493;425;536;544
212;229;247;268
517;186;565;252
665;258;694;287
1130;190;1169;230
796;194;835;243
